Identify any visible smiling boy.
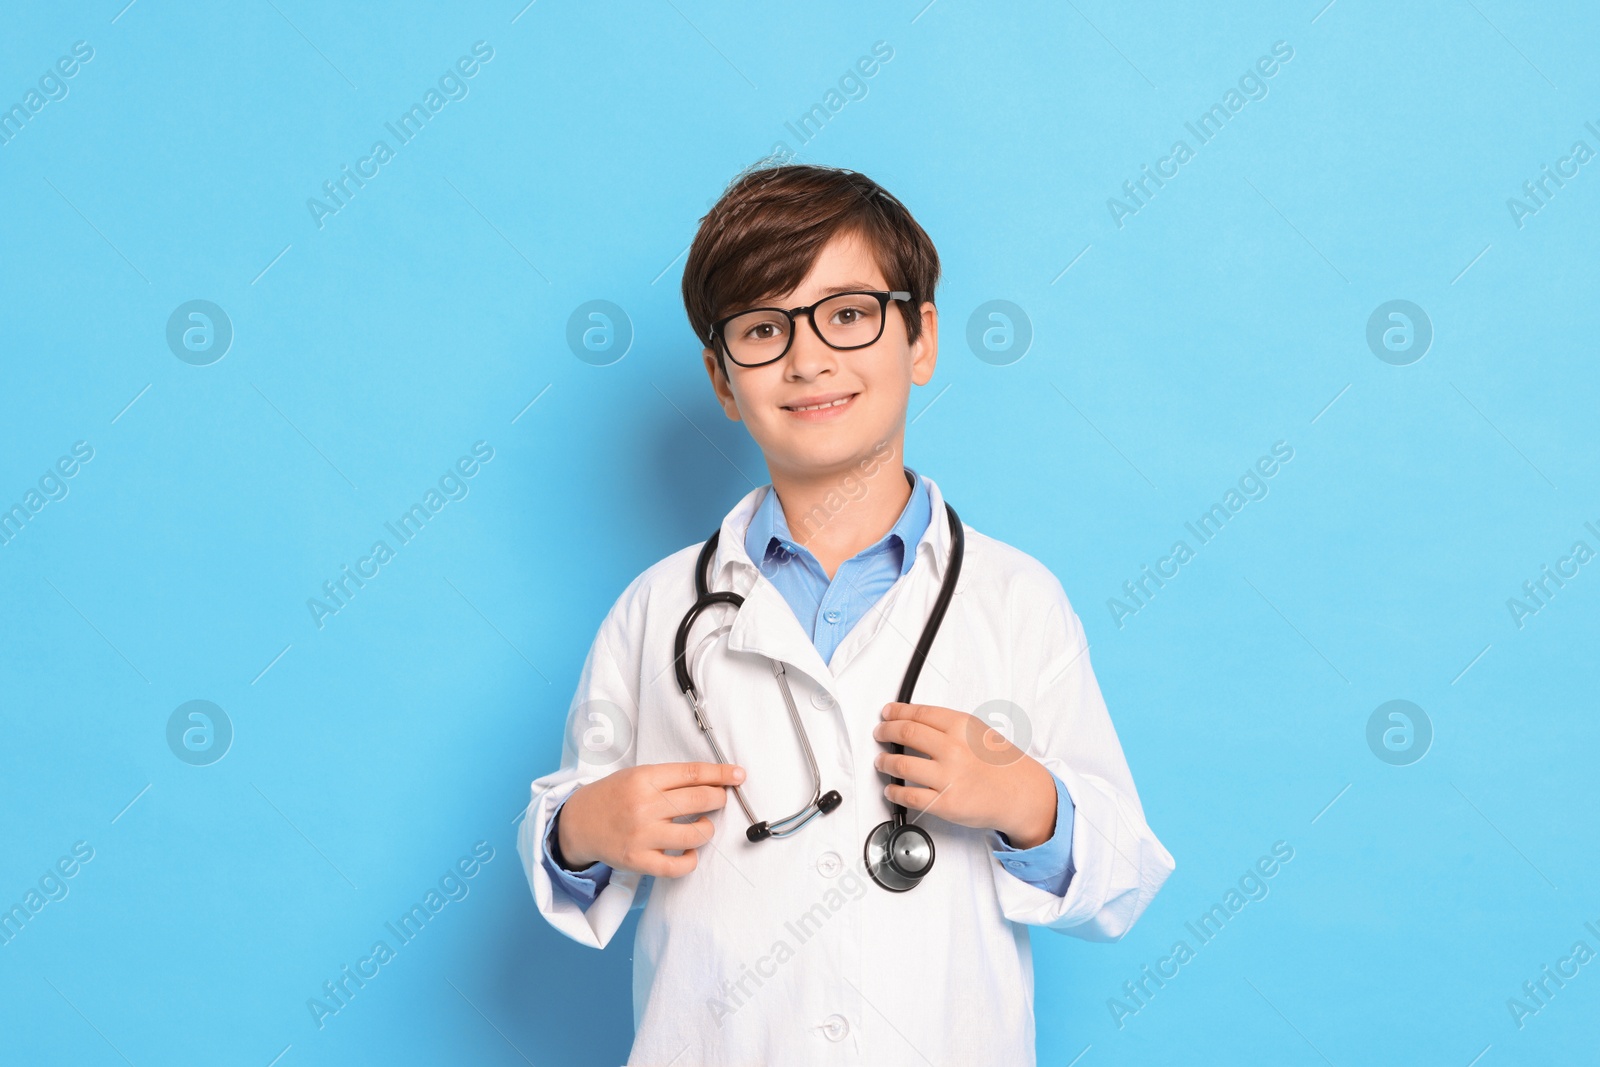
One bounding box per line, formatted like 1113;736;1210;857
517;163;1174;1066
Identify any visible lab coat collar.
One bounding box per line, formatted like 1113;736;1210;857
705;468;954;679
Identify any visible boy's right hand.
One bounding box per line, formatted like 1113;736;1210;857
556;762;746;878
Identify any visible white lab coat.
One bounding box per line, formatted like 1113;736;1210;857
517;473;1174;1066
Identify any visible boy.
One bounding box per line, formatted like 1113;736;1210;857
517;164;1174;1066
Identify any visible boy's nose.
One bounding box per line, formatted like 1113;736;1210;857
784;318;838;375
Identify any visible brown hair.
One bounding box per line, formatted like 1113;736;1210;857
681;163;941;362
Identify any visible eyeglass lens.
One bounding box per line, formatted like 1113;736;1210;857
723;293;885;365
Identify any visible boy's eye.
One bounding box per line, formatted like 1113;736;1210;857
823;299;880;332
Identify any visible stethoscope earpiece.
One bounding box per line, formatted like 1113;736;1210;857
744;789;840;842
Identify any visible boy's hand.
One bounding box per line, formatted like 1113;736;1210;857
556;762;746;878
872;702;1057;849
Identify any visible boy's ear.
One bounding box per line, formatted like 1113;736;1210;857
702;347;743;421
910;301;939;387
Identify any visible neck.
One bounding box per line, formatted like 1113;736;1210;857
769;439;910;580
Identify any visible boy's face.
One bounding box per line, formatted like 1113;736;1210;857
702;229;938;482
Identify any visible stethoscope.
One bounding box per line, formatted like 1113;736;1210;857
672;470;965;892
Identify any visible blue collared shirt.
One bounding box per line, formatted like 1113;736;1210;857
743;464;932;667
543;470;1075;905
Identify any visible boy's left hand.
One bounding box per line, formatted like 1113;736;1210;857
872;702;1058;849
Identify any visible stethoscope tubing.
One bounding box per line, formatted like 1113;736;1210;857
672;474;964;869
885;502;964;829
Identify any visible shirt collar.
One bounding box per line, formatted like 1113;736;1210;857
709;469;952;614
743;465;932;579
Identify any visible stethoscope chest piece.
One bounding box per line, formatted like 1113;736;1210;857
864;819;936;892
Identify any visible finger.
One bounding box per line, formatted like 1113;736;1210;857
659;784;733;815
875;752;947;790
639;849;699;878
872;718;953;758
647;761;747;789
653;817;717;851
885;783;947;814
881;701;962;732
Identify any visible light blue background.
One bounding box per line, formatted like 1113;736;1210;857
2;1;1597;1064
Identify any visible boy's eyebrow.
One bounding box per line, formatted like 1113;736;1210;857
739;281;888;312
760;281;883;305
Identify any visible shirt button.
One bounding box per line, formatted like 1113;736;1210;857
815;851;842;877
810;688;836;710
821;1014;850;1041
823;609;842;625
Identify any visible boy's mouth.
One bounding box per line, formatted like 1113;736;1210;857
782;391;858;419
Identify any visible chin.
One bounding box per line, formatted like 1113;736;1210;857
778;438;883;476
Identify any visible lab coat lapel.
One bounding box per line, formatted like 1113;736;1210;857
704;485;834;687
728;579;835;684
822;472;954;679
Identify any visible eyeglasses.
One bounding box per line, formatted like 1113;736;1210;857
710;290;912;368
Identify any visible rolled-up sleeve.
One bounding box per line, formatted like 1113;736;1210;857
989;575;1174;939
516;581;649;949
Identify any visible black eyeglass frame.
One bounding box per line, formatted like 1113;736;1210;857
708;289;913;369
